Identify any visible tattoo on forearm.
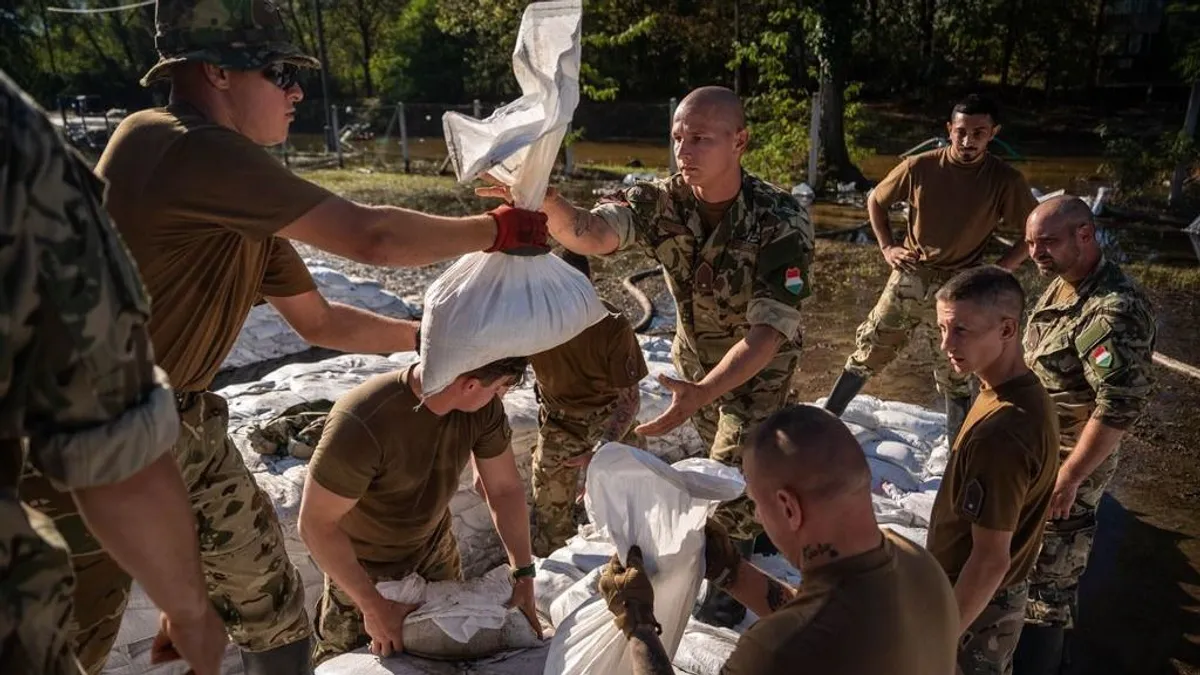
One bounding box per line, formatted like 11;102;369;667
600;387;641;444
629;626;674;675
765;578;791;612
802;542;839;563
572;209;592;239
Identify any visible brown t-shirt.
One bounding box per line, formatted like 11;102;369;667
528;303;648;416
927;371;1059;588
307;367;511;565
872;147;1037;271
721;530;958;675
697;195;737;231
95;103;331;391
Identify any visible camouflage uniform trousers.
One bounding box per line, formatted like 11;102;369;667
1025;448;1120;628
673;340;798;542
958;581;1029;675
20;391;310;673
312;522;462;665
0;500;84;675
530;401;641;558
846;268;972;399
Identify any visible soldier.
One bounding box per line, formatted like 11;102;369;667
298;357;540;664
526;251;648;556
478;85;814;627
18;1;550;673
823;94;1038;442
595;405;959;675
1014;196;1155;674
926;266;1059;675
0;69;225;674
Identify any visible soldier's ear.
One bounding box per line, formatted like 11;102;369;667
999;316;1018;341
201;62;232;91
734;127;749;155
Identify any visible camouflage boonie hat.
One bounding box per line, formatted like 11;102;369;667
140;0;320;86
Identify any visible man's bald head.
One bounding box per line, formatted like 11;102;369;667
676;86;746;131
745;405;871;502
1025;195;1100;279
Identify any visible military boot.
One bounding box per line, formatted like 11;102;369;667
945;394;972;446
241;637;313;675
692;538;755;628
824;370;867;417
1012;624;1065;675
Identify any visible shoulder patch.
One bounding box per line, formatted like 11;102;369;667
784;267;805;295
1088;340;1121;372
961;478;985;520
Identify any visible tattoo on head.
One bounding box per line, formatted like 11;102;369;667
802;543;839;562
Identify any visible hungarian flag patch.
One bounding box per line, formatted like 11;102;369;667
1091;344;1114;368
784;267;805;295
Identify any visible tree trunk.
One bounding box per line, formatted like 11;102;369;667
818;69;868;190
999;0;1022;89
1087;0;1107;89
919;0;935;62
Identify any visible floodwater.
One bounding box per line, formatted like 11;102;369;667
286;132;1198;267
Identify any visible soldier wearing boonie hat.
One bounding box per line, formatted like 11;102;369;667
19;1;553;674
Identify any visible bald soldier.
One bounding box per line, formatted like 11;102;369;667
479;86;815;627
1;68;224;674
927;266;1059;675
825;95;1038;443
596;405;959;675
18;1;549;673
1014;197;1155;674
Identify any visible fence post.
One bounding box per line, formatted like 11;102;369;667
473;98;482;119
667;97;678;173
330;104;344;169
808;93;822;188
564;122;575;176
398;102;410;174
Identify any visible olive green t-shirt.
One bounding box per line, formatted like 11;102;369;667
307;367;511;566
96;103;330;392
872;147;1037;271
528;303;648;416
927;371;1059;588
721;530;958;675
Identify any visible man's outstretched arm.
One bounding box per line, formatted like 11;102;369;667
476;185;621;255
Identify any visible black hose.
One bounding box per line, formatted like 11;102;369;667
621;266;662;333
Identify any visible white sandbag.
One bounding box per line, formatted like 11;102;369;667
672;618;741;675
535;557;587;623
879;399;948;423
545;446;744;675
866;456;920;493
375;566;542;660
546;525;617;574
862;439;924;475
442;0;581;208
550;565;601;628
873;409;945;443
418;253;608;397
315;645;551;675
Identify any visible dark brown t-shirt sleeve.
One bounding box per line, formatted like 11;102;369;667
261;237;316;298
471;400;512;461
870;158;913;208
957;420;1037;532
604;316;649;389
308;411;383;499
153;126;333;240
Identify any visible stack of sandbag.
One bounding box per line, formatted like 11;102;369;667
422;0;606;397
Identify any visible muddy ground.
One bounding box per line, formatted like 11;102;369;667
294;170;1200;674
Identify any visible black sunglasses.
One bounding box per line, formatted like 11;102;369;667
262;63;300;91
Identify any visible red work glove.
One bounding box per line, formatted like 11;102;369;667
485;204;550;255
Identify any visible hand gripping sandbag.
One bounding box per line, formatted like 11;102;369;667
418;252;608;396
442;0;581;208
543;444;745;675
373;566;541;661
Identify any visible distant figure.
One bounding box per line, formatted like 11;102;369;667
526;250;648;556
596;404;959;675
478;85;816;627
1013;196;1156;674
926;266;1059;674
824;95;1038;443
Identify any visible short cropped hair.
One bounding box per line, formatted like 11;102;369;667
951;94;1000;125
749;404;870;501
935;265;1025;318
461;357;529;386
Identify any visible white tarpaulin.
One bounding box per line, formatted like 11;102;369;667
544;446;745;675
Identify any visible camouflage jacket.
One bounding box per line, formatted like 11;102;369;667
593;171;814;366
1023;257;1156;450
0;69;178;493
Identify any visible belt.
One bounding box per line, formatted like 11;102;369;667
173;390;204;411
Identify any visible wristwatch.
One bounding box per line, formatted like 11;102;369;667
511;563;536;583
